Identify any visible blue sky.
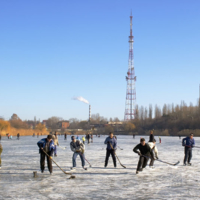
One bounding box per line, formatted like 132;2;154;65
0;0;200;121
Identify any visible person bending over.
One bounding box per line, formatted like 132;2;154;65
70;136;86;170
133;138;154;174
37;135;54;174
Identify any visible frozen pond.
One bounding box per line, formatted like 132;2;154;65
0;135;200;200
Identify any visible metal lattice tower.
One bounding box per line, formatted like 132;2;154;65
124;13;136;121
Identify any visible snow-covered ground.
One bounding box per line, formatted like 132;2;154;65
0;135;200;200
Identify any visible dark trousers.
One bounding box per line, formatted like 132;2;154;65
149;158;154;166
54;145;57;156
105;149;116;167
137;156;149;171
0;148;2;166
184;147;192;164
40;151;52;173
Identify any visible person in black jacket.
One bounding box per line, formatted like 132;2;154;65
133;138;155;174
86;134;90;144
149;130;154;142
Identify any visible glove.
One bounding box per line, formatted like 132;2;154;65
138;152;142;156
156;156;159;160
81;149;85;154
75;147;81;152
49;156;52;159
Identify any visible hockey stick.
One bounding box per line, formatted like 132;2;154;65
184;145;200;149
58;146;67;150
117;146;123;150
41;149;75;178
142;155;180;166
78;152;92;167
109;142;126;168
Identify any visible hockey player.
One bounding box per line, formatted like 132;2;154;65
53;132;59;157
149;130;154;142
37;135;54;174
70;136;87;170
91;134;93;143
182;133;195;166
133;138;154;174
104;132;117;168
82;136;85;144
159;137;161;144
0;144;3;169
86;134;90;144
148;139;158;168
76;135;81;141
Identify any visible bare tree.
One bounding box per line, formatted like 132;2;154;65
46;116;63;129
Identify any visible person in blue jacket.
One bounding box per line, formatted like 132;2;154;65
37;135;54;174
104;132;117;168
182;133;195;166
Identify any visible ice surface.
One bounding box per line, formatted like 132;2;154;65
1;135;200;200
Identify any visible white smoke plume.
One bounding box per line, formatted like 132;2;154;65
73;96;89;104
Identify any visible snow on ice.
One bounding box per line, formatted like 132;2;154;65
0;135;200;199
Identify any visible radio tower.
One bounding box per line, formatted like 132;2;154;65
124;12;136;121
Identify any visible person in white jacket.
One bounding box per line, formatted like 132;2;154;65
148;139;158;168
52;132;59;157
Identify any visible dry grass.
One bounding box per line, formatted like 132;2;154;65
0;127;49;136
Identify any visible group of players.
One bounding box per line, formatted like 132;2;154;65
36;131;195;174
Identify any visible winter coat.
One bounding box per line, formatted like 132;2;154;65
53;135;59;146
82;137;85;142
86;134;90;139
182;137;195;148
104;137;117;150
37;138;55;156
70;140;85;153
0;144;3;155
133;143;154;157
148;142;158;157
76;136;80;141
149;134;154;142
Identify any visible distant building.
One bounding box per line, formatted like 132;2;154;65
42;120;48;127
57;121;70;129
107;122;123;126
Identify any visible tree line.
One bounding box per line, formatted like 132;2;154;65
132;100;200;136
1;100;200;136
